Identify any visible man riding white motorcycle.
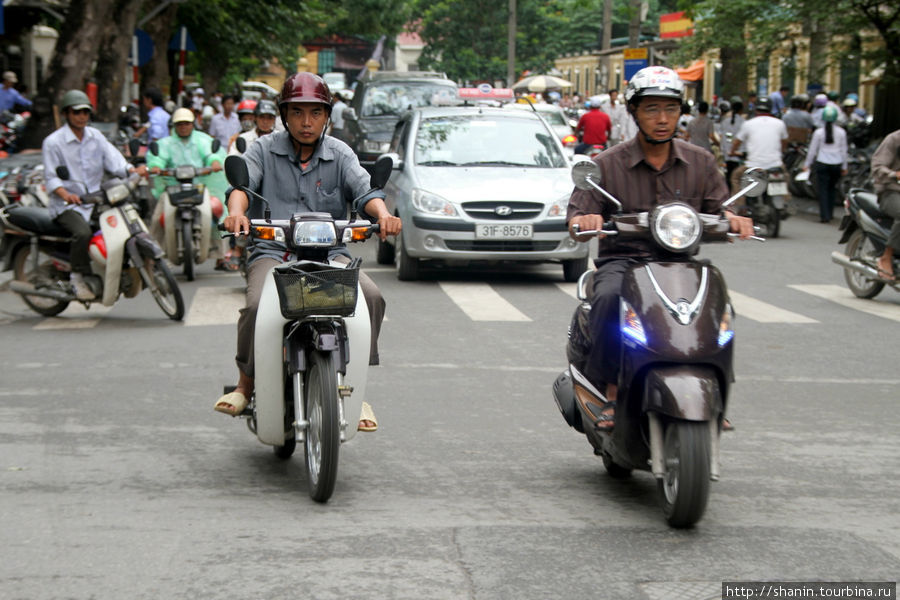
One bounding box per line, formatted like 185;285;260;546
215;72;402;431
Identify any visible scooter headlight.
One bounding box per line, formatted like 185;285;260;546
104;184;131;206
292;221;336;247
174;165;197;180
650;203;702;253
620;299;647;346
718;303;735;347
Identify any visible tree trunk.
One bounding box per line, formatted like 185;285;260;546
139;2;180;99
719;45;748;102
19;0;108;149
94;0;144;121
807;25;828;89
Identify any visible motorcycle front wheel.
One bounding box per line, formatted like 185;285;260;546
304;350;340;503
658;420;710;528
843;229;885;299
181;220;194;281
12;245;70;316
141;258;185;320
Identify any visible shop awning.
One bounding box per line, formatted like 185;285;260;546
675;59;705;82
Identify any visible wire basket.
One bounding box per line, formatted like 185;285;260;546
273;262;359;319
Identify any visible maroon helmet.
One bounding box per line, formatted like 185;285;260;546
279;72;333;114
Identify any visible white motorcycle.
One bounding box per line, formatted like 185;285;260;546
148;140;224;281
0;165;184;320
221;154;391;502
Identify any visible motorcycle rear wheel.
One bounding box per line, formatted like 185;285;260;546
181;220;195;281
142;258;185;320
658;420;710;529
843;229;885;299
304;350;340;503
12;245;70;316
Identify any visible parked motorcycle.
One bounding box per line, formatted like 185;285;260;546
148;140;224;281
220;153;392;502
0;149;184;320
831;187;898;298
552;158;767;528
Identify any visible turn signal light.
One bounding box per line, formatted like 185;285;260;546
348;227;370;242
562;134;577;146
252;226;278;240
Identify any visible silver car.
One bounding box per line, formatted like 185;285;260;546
378;106;589;281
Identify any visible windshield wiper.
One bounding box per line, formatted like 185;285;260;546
418;160;460;166
460;160;532;167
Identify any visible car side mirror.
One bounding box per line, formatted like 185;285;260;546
224;155;250;189
56;166;70;180
235;137;246;154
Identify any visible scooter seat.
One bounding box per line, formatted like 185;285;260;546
4;205;70;237
854;190;888;221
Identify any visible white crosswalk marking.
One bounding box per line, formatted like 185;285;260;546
438;282;531;321
184;286;244;326
33;303;112;330
790;284;900;323
727;290;818;323
556;282;579;301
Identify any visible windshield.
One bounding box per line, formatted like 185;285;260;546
538;109;567;127
414;115;567;168
361;82;457;117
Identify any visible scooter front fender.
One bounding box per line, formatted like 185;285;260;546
642;365;722;421
255;274;289;446
96;207;130;307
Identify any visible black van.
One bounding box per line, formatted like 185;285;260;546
336;71;458;171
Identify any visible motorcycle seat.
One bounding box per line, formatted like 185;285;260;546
855;190;888;221
4;205;69;236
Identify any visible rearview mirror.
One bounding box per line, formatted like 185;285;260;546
235;137;247;154
371;155;393;189
739;167;768;198
56;166;70;180
570;156;600;190
224;155;250;189
148;141;159;157
211;139;221;153
128;138;141;159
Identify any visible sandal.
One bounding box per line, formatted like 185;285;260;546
214;391;248;416
358;401;378;432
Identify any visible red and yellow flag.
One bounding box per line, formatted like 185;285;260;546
660;11;693;39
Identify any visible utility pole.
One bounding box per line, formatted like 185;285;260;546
507;0;516;87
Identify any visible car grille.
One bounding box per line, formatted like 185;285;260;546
461;201;544;220
445;240;560;252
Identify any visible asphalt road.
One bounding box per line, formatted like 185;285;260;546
1;198;898;599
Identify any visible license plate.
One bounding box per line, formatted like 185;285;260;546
767;181;788;196
475;223;533;239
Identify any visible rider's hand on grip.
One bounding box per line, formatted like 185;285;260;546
569;214;605;239
376;214;402;241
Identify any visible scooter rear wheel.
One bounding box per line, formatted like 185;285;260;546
843;229;885;299
304;350;340;503
658;420;710;528
12;245;69;316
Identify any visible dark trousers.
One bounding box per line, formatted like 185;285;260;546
236;256;385;378
54;209;92;274
814;161;842;222
878;190;900;252
566;257;635;385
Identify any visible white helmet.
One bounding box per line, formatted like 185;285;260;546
624;66;684;104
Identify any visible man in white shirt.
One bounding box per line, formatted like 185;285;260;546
207;94;241;148
729;96;788;192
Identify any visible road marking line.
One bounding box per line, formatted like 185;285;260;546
556;282;579;300
33;303;111;330
728;290;818;323
184;286;244;326
438;282;531;321
790;284;900;323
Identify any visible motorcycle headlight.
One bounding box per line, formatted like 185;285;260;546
292;221;336;247
547;193;569;217
620;299;647;346
411;189;457;217
105;184;131;206
650;203;702;253
718;303;735;347
174;166;196;180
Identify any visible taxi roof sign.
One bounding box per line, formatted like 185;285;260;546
458;86;515;101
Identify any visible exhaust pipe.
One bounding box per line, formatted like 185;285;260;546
9;281;72;301
831;251;888;281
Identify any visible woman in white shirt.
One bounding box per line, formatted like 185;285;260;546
803;105;848;223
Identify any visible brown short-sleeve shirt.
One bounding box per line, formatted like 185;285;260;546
567;136;729;256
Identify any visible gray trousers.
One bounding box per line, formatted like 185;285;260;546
878;190;900;251
235;255;385;378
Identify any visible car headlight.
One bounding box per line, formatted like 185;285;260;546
362;140;390;154
650;203;702;253
718;303;735;347
548;193;569;217
620;299;647;346
411;189;458;216
292;221;336;246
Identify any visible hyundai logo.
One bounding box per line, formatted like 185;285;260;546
494;205;513;216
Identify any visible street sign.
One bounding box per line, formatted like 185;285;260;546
129;29;154;67
623;48;648;82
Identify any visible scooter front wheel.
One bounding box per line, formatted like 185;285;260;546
304;350;340;503
142;258;185;320
658;420;710;528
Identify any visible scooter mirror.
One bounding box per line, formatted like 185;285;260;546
148;141;159;157
740;167;768;197
371;155;393;189
128;138;141;160
571;156;601;190
211;139;221;153
224;155;250;189
56;166;70;181
235;137;246;154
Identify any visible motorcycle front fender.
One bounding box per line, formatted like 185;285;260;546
97;207;131;307
642;365;723;421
